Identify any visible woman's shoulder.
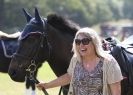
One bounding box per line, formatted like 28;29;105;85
70;55;79;66
71;55;78;62
102;54;119;70
103;53;116;64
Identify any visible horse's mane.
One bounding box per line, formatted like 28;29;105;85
47;14;80;36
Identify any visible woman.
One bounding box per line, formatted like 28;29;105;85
36;27;123;95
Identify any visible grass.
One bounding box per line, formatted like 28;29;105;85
0;62;62;95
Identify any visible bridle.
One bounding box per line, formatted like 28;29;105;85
13;19;50;95
13;18;65;95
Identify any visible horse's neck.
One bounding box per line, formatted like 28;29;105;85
48;27;74;62
48;26;74;43
46;29;74;76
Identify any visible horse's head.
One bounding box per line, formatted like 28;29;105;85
8;8;49;82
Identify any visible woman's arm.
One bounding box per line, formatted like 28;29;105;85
109;82;121;95
36;73;71;90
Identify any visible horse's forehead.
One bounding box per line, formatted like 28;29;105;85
19;24;43;40
30;17;46;25
19;31;42;40
30;18;39;24
19;17;47;40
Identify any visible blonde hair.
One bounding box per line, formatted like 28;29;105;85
72;27;107;62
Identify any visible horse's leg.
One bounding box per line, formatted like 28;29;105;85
121;78;128;95
30;70;39;95
62;85;69;95
25;78;31;95
31;64;42;95
127;87;133;95
126;79;133;95
30;79;36;95
25;77;36;95
121;78;133;95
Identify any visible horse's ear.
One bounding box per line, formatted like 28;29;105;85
22;8;32;22
35;8;42;23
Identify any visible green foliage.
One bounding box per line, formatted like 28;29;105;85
106;0;123;20
123;0;133;19
0;0;38;32
38;0;114;26
1;0;133;32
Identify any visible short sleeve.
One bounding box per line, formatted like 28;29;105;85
106;56;123;84
67;56;77;76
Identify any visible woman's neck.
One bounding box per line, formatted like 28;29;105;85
81;54;100;71
82;54;99;64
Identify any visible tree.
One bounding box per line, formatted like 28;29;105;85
123;0;133;19
107;0;123;20
0;0;5;30
2;0;128;32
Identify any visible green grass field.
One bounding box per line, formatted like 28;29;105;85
0;62;62;95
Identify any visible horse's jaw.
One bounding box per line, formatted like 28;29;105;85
8;68;26;82
9;75;25;82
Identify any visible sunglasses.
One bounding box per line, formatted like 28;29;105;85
75;38;92;45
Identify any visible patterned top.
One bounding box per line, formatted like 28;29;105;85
72;58;103;95
67;55;123;95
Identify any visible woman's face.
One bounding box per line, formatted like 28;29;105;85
75;33;94;57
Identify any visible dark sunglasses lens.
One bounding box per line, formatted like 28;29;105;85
75;39;81;45
75;38;91;45
82;38;90;45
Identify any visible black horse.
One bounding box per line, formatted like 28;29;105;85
0;31;40;95
8;8;133;95
8;8;80;95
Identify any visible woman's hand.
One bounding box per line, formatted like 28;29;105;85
36;82;47;90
